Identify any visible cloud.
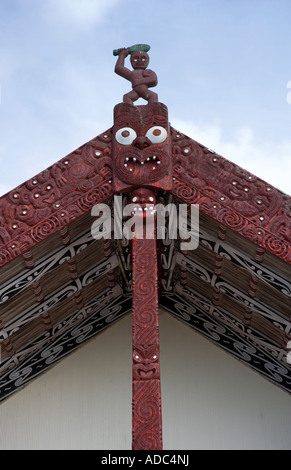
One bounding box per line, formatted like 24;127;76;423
45;0;122;29
171;117;291;195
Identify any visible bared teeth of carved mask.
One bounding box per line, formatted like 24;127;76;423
123;154;161;171
117;147;165;185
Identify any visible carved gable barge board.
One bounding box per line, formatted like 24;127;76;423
196;210;291;281
1;119;290;403
170;127;291;266
0;130;114;269
1;126;290;270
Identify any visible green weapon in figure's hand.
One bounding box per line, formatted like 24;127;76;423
113;44;151;56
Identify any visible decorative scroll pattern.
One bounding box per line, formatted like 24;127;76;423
171;128;291;264
1;123;290;267
160;286;291;393
1;254;119;337
0;131;114;267
132;234;163;450
0;289;131;401
197;225;291;298
160;213;291;300
176;251;289;331
0;228;100;304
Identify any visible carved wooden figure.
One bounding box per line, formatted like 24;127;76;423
112;46;169;449
114;44;158;104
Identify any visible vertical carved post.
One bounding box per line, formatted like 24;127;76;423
111;93;171;450
131;189;163;450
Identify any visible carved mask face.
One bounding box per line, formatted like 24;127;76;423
131;188;156;207
112;102;172;192
133;345;160;381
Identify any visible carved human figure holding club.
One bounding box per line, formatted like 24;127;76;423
114;44;158;104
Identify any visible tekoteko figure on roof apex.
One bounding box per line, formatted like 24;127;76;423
114;44;158;104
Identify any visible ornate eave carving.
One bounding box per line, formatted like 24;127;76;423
0;132;114;267
1;125;290;267
171;129;291;264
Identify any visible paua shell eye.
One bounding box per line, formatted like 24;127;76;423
145;126;167;144
115;127;137;145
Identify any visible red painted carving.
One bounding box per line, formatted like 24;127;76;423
0;132;113;267
1;44;290;449
131;189;163;450
2;121;289;267
112;102;172;193
114;45;158;104
171;128;291;264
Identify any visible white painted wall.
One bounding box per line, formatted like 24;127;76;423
1;310;291;450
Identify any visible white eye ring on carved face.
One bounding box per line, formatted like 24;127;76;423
115;127;137;145
145;126;167;144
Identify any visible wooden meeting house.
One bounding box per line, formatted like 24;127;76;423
0;45;290;450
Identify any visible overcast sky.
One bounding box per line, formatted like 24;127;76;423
0;0;290;196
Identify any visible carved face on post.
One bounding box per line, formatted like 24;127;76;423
112;102;172;192
133;345;160;380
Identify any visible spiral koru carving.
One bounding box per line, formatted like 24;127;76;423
132;380;162;450
0;133;113;267
131;193;163;450
171;128;291;264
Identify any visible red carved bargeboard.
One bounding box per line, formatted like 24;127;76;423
0;133;114;267
1;122;290;267
171;129;291;264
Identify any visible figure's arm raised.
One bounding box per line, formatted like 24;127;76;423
114;48;132;81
